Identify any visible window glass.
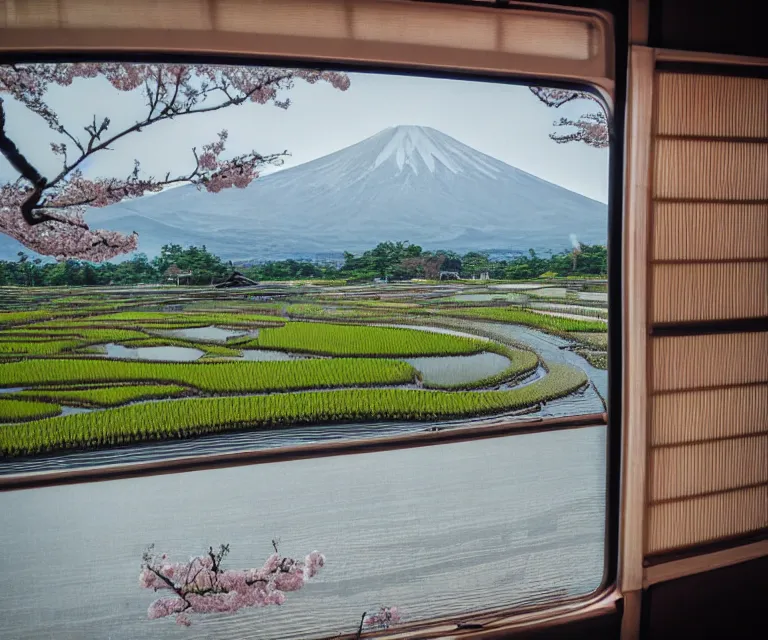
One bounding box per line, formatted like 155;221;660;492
0;62;610;634
0;428;606;639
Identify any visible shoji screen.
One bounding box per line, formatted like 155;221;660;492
646;70;768;556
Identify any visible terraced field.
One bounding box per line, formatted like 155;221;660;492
0;281;606;459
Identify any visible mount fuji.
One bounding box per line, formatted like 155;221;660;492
29;125;607;261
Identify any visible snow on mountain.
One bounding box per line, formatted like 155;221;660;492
32;125;607;261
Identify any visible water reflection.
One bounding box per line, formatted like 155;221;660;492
405;352;511;386
101;343;205;361
163;325;249;342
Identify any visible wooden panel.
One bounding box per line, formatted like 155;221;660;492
644;540;768;586
651;263;768;323
654;139;768;201
652;203;768;261
656;73;768;138
1;0;599;63
621;45;656;594
646;485;768;554
649;435;768;502
651;383;768;446
651;332;768;391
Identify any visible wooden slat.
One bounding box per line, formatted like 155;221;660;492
620;45;655;594
651;383;768;446
646;484;768;554
651;262;768;323
654;140;768;201
652;203;768;261
649;435;768;502
644;539;768;586
656;73;768;138
651;332;768;392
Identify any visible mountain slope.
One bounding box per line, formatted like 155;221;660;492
77;125;608;261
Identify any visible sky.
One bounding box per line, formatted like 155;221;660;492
0;67;609;203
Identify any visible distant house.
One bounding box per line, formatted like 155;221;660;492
164;264;193;285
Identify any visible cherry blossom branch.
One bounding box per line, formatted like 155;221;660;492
529;86;609;148
0;100;50;226
139;542;325;627
355;606;402;637
550;112;609;148
0;63;350;260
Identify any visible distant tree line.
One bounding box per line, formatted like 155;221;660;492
0;241;606;287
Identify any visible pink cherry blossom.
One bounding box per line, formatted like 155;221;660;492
139;543;324;627
364;606;402;630
529;86;609;148
304;551;325;578
1;62;350;261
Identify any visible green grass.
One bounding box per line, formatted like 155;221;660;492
245;322;487;357
0;357;417;393
437;306;607;333
10;384;188;407
0;398;61;423
0;364;586;456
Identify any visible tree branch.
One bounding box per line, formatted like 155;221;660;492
0;100;57;225
356;612;367;640
46;73;294;190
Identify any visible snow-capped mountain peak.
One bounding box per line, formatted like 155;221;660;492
373;125;462;175
368;125;499;178
67;125;608;263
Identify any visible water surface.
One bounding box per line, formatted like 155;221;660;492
102;343;205;362
0;428;606;640
163;325;248;342
406;352;511;386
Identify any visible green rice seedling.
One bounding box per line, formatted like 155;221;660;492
570;332;609;349
1;327;150;344
285;305;401;322
26;319;210;331
0;310;58;327
0;339;83;356
247;322;487;357
0;398;61;423
0;357;416;393
575;350;608;369
529;304;608;319
11;384;189;407
0;364;585;456
88;311;286;326
437;306;606;333
183;301;284;313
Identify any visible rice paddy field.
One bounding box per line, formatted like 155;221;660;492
0;280;608;462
